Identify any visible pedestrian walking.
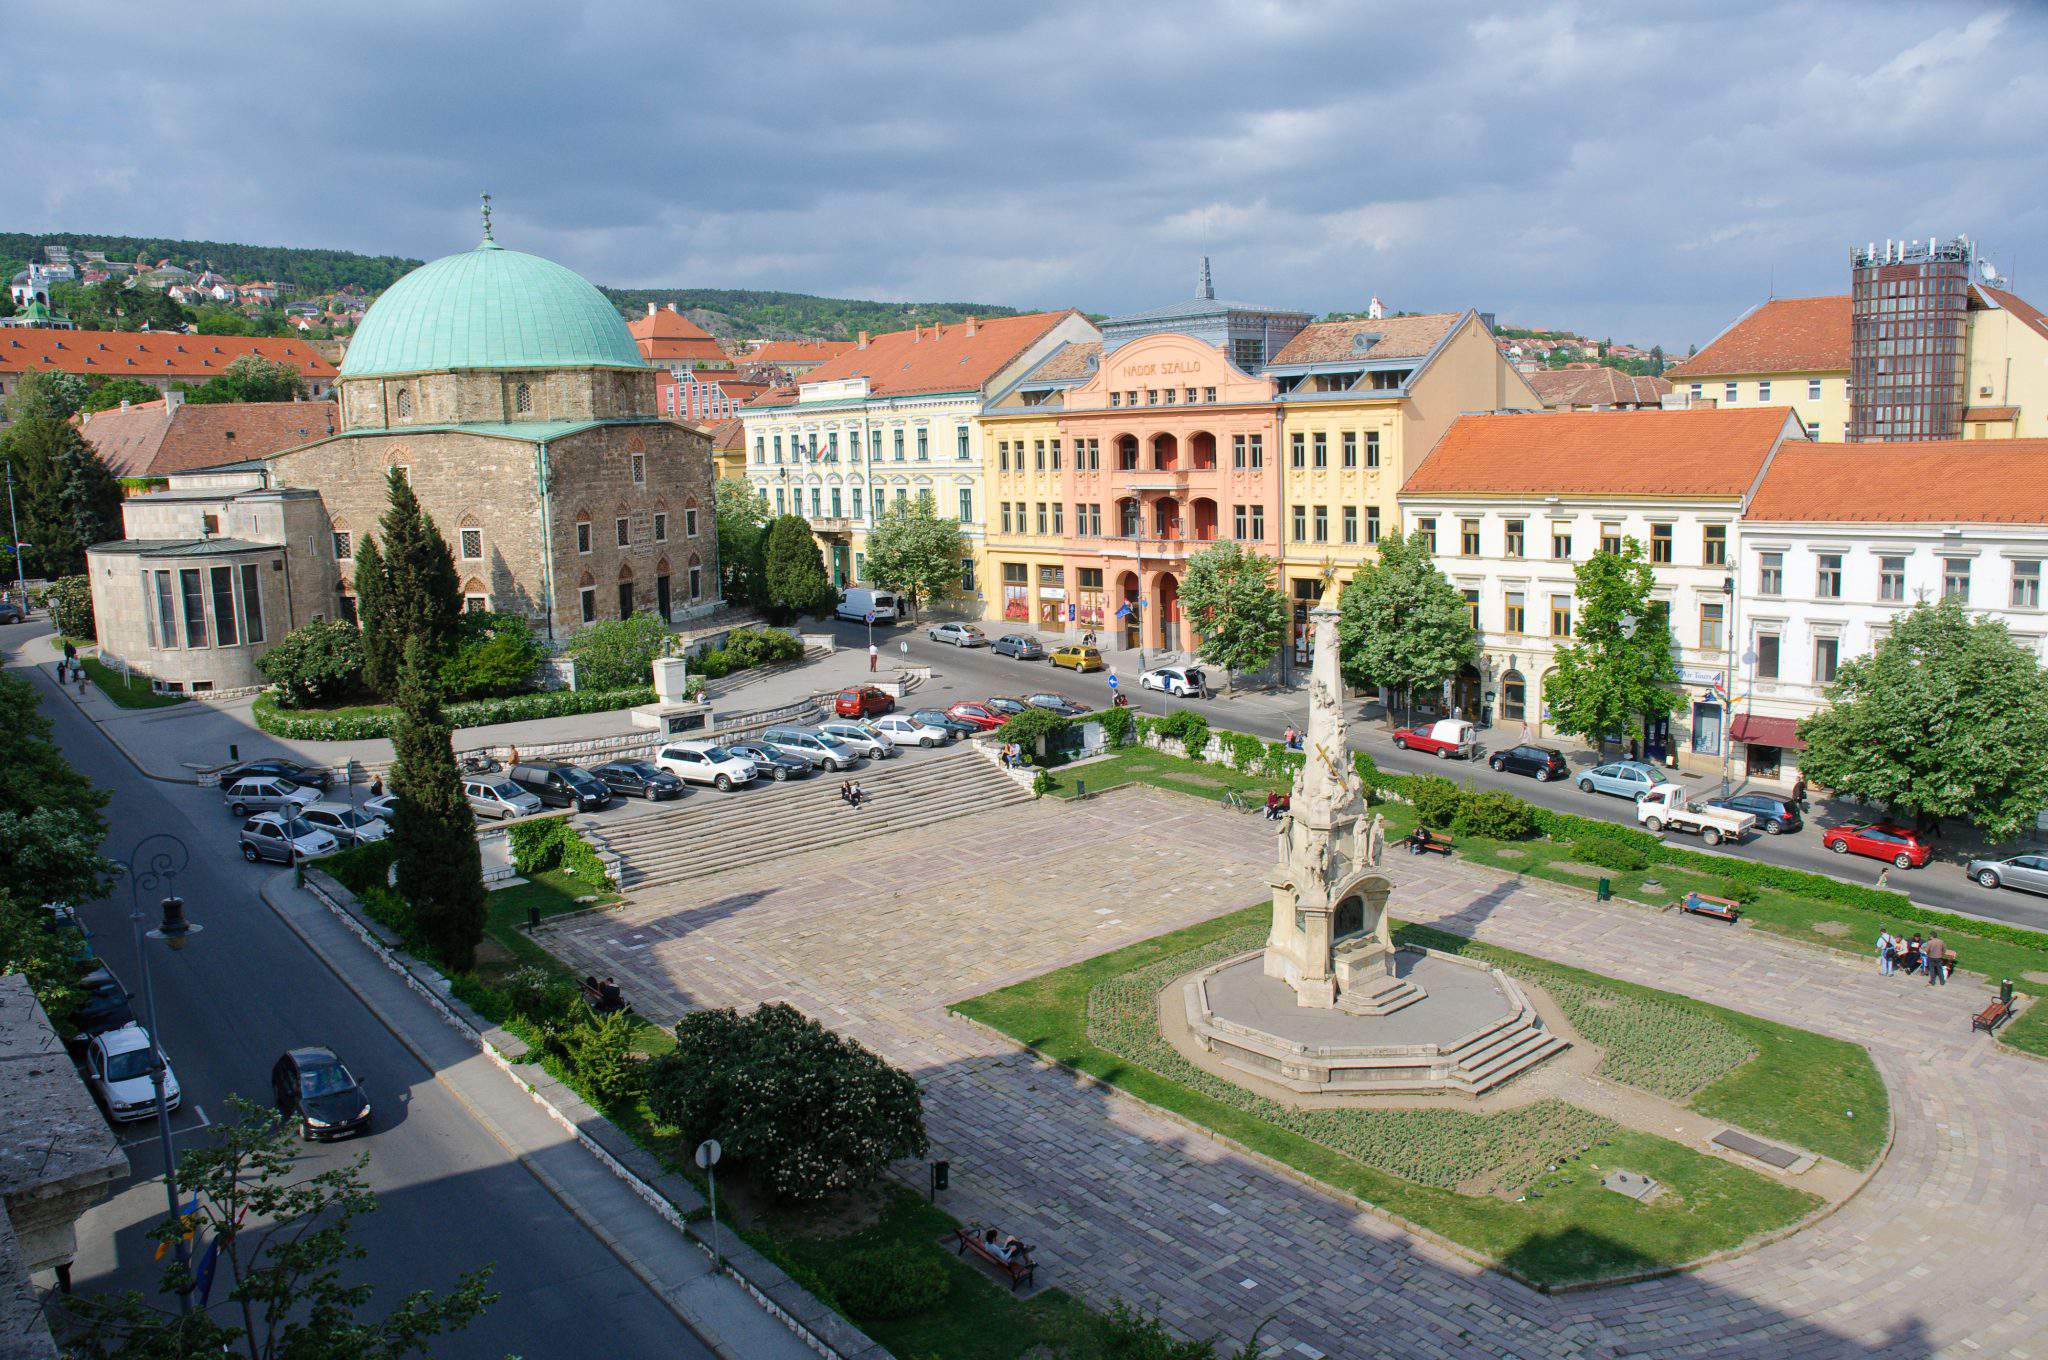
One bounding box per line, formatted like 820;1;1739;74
1925;933;1947;986
1875;865;1891;891
1790;774;1808;809
869;643;879;673
1876;929;1895;976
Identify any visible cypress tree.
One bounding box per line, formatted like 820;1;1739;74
388;639;486;971
376;468;461;660
353;536;396;697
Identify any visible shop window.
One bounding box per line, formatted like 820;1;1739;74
1500;671;1526;722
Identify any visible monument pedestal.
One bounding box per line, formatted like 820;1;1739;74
629;655;713;736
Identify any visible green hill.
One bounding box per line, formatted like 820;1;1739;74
0;231;421;294
599;287;1018;341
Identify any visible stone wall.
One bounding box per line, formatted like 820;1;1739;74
546;421;721;637
338;367;655;431
87;544;295;691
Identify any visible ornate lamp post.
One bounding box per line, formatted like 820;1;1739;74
127;833;201;1312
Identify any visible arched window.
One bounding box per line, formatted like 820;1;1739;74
461;577;489;613
394;387;412;419
688;552;703;600
1501;670;1527;723
512;381;532;414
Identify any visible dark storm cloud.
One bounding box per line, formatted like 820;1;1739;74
1;1;2042;347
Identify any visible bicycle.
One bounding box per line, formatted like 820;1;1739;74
1220;789;1255;814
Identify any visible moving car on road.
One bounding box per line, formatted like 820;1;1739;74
0;601;26;624
757;727;860;772
1705;792;1803;835
1139;665;1207;698
239;813;340;864
299;802;389;847
1490;744;1569;781
86;1024;180;1122
945;701;1006;731
463;778;543;821
271;1046;372;1141
991;634;1045;660
1822;822;1932;869
1024;693;1088;716
928;622;988;647
223;776;319;818
1048;645;1105;673
654;741;758;790
217;758;333;791
872;714;948;747
834;685;895;718
1391;719;1477;760
1638;784;1753;846
725;741;810;781
911;708;974;739
508;760;614;812
590;760;686;801
1967;853;2048;895
817;721;896;759
1577;760;1662;802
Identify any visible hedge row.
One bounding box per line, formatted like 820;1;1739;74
253;685;655;741
505;815;611;893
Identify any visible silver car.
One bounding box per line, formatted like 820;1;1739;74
816;721;895;759
224;776;318;818
927;622;987;647
759;726;860;772
464;778;542;821
1967;853;2048;895
300;802;390;847
239;813;339;864
1576;760;1662;802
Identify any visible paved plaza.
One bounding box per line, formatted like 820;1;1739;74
543;785;2048;1359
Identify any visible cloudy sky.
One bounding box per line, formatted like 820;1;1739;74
3;1;2043;348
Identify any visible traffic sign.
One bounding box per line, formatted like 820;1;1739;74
695;1139;722;1169
1107;674;1119;691
864;610;876;624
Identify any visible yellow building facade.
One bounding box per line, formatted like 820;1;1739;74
979;404;1073;630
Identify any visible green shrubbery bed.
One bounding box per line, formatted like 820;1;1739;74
252;685;655;740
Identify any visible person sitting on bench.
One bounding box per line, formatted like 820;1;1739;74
1409;826;1441;854
599;977;624;1011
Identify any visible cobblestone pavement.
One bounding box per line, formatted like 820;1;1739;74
543;787;2048;1359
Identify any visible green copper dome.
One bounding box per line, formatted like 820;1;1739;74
338;240;646;378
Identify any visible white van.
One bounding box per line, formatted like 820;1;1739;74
835;588;901;623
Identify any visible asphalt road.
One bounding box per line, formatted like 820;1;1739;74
848;615;2048;934
18;627;713;1359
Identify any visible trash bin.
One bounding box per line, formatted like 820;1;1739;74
1075;780;1086;799
2002;978;2015;1005
1597;877;1612;902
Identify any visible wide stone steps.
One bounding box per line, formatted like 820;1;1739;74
581;745;1033;892
1442;1006;1570;1092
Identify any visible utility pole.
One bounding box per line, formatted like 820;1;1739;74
5;459;23;599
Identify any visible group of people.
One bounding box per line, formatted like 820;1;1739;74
1281;726;1305;752
1000;742;1026;769
1262;791;1292;821
838;780;868;808
1876;929;1951;984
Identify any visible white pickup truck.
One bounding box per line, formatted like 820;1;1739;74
1637;783;1754;846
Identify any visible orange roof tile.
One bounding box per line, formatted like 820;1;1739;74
77;398;339;477
1402;407;1798;500
1270;312;1462;366
1525;367;1672;408
0;329;335;381
1746;439;2048;523
794;313;1076;399
628;305;729;364
750;340;855;365
1666;296;1849;379
707;417;745;453
1976;286;2048;345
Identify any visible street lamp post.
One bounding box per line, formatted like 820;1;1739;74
127;833;200;1313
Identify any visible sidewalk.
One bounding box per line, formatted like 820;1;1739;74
256;871;855;1360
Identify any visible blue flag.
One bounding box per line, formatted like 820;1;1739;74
192;1235;221;1305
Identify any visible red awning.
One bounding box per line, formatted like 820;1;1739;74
1730;714;1805;751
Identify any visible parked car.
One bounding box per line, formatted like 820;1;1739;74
463;778;543;821
945;701;1006;731
928;622;988;648
1577;760;1663;802
1048;645;1105;673
910;708;973;739
1024;692;1087;716
757;727;859;772
218;758;332;791
361;793;400;822
872;714;948;747
1490;745;1570;781
591;760;686;800
983;696;1031;717
85;1024;180;1122
70;990;136;1053
239;812;339;864
1391;719;1477;760
1139;666;1207;698
1705;792;1803;835
1966;853;2048;894
725;741;810;781
817;721;895;759
654;741;758;790
299;802;389;847
0;601;25;624
223;776;319;818
271;1046;372;1141
835;587;901;623
834;685;895;718
991;634;1046;660
508;760;614;812
1822;822;1932;869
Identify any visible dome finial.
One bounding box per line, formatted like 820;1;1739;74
479;191;499;249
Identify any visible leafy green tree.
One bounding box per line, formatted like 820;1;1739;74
351;535;396;696
49;280;194;333
0;373;122;575
6;368;87;421
1335;528;1474;722
439;612;546;699
256;621;369;709
1798;597;2048;840
564;613;672;689
56;429;124;561
184;354;306;404
47;574;94;640
860;497;963;618
645;1002;927;1203
762;515;837;621
63;1097;496;1359
194;306;257;336
80;378;163;413
713;477;768;608
1178;543;1287;692
388;641;486;971
1541;539;1684;749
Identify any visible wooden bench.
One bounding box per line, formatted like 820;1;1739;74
580;976;627;1014
1678;892;1743;923
1403;831;1456;857
954;1227;1035;1290
1973;997;2013;1034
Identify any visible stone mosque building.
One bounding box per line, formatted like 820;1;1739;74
86;224;723;693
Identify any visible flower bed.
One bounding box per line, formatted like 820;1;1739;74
253;685;655;741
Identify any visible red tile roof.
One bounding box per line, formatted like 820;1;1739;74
794;313;1078;399
1976;286;2048;345
1666;296;1850;379
1270;312;1462;365
77;398;339;478
1745;439;2048;523
707;417;745;453
0;329;335;381
1525;366;1673;409
1402;407;1798;499
750;340;854;366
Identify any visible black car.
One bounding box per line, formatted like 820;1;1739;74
591;760;685;801
68;986;135;1052
911;709;973;738
218;758;332;791
1489;744;1569;782
508;761;613;811
0;601;24;624
725;741;811;781
984;696;1032;717
1707;793;1803;835
272;1047;371;1141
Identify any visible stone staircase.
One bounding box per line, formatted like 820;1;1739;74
1437;1002;1570;1095
578;744;1034;893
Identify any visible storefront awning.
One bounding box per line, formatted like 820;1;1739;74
1730;714;1805;751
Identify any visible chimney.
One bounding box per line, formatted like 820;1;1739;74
646;303;657;317
667;302;679;314
165;388;183;413
120;398;131;411
857;330;870;349
966;316;979;336
912;326;922;344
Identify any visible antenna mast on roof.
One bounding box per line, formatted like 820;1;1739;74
1199;256;1214;301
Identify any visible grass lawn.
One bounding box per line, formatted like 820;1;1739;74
79;655;187;708
956;904;1845;1287
1050;746;1289;805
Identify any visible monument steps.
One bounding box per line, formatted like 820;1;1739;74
1444;1015;1569;1092
581;746;1033;892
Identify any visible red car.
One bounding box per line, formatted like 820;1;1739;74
945;700;1005;731
1821;823;1932;869
835;686;894;718
1390;719;1477;760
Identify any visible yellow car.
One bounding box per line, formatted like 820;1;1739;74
1049;645;1105;673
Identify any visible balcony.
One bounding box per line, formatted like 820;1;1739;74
810;517;855;536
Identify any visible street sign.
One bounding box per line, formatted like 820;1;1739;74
864;610;876;624
1107;674;1119;691
694;1139;722;1169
